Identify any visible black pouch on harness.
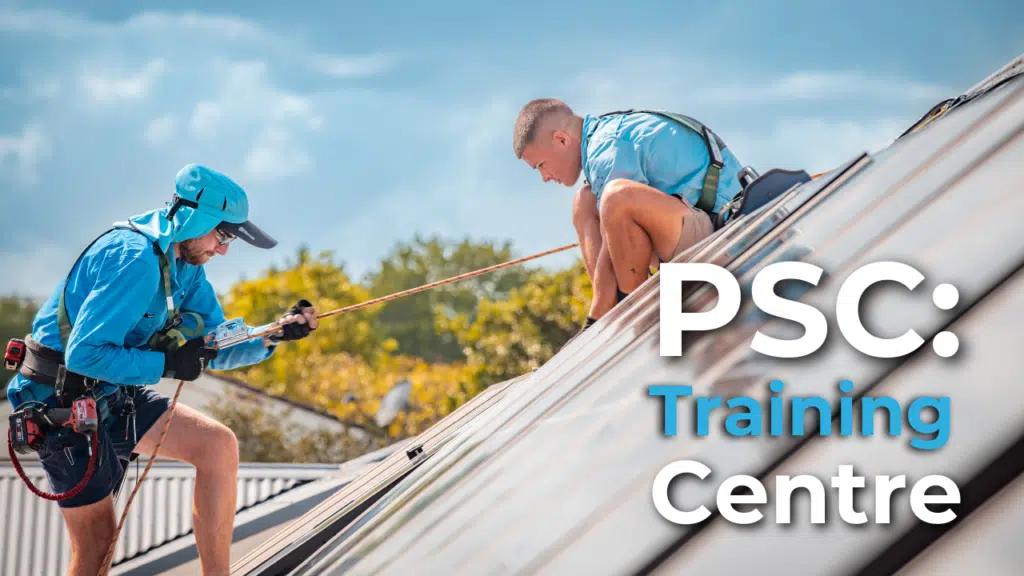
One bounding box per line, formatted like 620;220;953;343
713;167;812;229
17;335;98;406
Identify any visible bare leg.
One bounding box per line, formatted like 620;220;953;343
599;178;711;292
134;402;239;576
60;496;117;575
573;185;617;319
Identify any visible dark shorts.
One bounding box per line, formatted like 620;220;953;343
35;386;171;509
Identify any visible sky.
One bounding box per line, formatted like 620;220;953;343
1;0;1022;299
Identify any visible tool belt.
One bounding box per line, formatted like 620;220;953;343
9;335;100;407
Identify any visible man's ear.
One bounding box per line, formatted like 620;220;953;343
552;130;570;148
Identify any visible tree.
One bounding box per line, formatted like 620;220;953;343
364;235;531;363
438;259;592;388
218;247;390;398
206;388;377;463
208;347;482;462
209;241;592;464
1;296;40;381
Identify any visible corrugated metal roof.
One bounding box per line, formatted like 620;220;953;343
227;55;1024;575
0;462;338;575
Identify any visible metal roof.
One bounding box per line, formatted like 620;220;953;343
226;53;1024;575
0;462;339;575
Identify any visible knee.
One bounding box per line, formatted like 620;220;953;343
598;179;635;223
69;516;115;549
197;422;239;473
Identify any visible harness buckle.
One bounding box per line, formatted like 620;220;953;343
167;314;183;330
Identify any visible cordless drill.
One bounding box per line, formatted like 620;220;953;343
8;397;99;455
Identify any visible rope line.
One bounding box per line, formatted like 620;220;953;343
234;241;580;346
94;240;578;572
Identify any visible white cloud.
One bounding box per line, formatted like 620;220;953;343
121;11;268;41
243;126;312;181
0;6;959;301
186;61;318;134
727;117;908;174
28;78;61;100
144;116;176;146
188;101;224;138
0;9;268;42
0;8;395;82
79;58;167;104
176;59;321;180
566;64;953;114
694;71;953;104
0;245;70;297
0;124;52;184
313;53;398;78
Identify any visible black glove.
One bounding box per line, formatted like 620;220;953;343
269;299;317;343
163;337;218;381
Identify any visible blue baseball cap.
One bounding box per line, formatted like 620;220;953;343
170;163;277;249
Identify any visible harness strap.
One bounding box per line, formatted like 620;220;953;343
57;227;180;354
596;109;727;214
33;226;189;405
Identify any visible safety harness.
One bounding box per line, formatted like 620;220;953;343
595;109;728;215
592;109;813;229
6;224;203;500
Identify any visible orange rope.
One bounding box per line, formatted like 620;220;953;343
221;241;581;347
98;379;185;575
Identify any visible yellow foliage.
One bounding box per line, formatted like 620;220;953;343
208;246;594;461
217;248;385;397
438;259;592;388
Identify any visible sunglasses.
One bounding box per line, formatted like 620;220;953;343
214;227;237;245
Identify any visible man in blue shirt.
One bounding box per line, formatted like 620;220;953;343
6;163;318;575
513;98;745;328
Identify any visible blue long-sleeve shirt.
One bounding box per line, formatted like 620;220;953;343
6;227;274;406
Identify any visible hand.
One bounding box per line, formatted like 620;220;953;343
163;337;218;381
268;299;318;343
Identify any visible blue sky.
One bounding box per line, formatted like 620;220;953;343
1;0;1021;299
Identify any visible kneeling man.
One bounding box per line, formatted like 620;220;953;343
512;98;746;328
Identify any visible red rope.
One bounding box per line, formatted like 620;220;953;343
7;430;99;501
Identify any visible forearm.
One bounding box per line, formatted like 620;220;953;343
573;184;603;282
589;242;617;318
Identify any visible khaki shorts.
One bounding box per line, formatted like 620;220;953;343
667;205;714;262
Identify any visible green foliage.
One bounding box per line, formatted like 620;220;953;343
437;259;591;388
0;296;40;381
5;234;593;466
206;388;378;464
218;247;388;397
364;234;531;363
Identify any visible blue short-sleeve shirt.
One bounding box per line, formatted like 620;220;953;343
580;112;745;214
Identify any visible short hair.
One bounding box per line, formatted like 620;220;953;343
512;98;575;158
